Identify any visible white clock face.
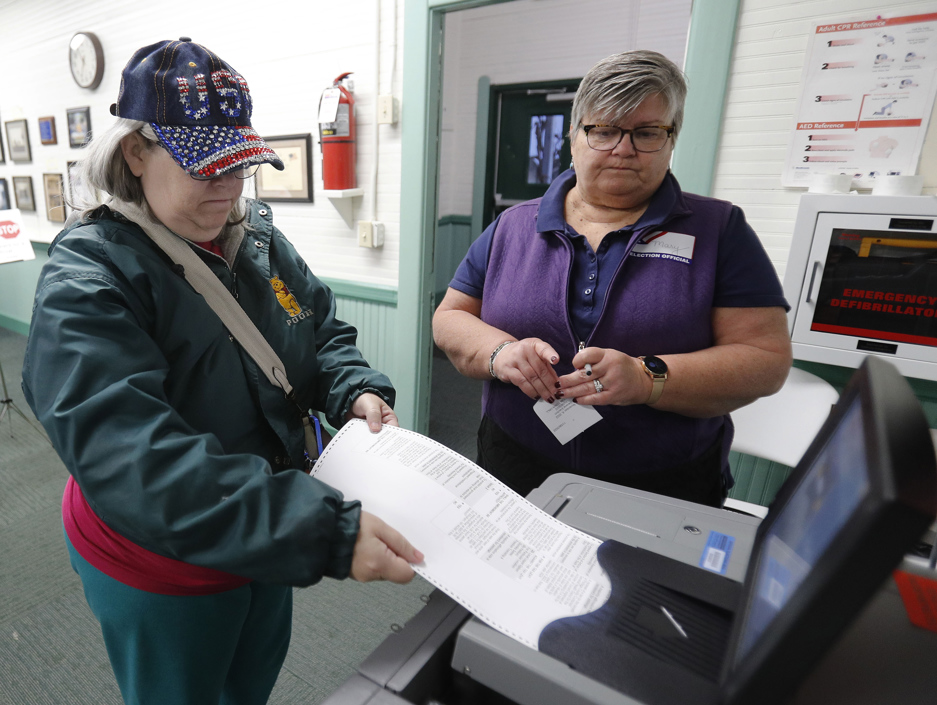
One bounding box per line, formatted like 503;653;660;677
70;33;101;88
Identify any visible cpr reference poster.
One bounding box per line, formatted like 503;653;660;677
783;11;937;188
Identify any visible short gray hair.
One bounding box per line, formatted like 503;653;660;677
571;50;688;141
73;118;247;226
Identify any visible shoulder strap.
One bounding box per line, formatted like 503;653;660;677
113;201;294;398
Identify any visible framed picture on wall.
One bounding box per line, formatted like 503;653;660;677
38;116;57;145
43;173;66;223
12;176;35;211
66;107;92;148
5;119;31;162
0;113;5;164
255;134;313;202
0;178;10;210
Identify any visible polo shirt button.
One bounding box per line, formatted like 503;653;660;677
588;273;596;280
585;288;593;295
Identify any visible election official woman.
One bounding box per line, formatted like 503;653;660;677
22;39;421;705
433;50;792;507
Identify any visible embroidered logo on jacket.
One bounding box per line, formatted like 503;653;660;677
269;276;312;325
630;230;696;264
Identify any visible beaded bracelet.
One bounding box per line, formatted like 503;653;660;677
488;340;516;379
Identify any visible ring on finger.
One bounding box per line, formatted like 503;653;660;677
593;379;605;393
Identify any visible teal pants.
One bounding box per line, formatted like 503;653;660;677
65;531;292;705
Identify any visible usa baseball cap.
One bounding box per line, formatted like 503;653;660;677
110;38;284;179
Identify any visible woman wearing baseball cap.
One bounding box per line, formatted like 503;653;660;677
22;39;420;704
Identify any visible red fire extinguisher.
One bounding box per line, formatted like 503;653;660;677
319;72;356;190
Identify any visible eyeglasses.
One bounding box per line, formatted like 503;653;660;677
581;124;674;153
189;165;260;182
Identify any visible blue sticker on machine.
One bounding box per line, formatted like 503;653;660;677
699;531;735;575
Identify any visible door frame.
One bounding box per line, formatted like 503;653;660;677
396;0;741;432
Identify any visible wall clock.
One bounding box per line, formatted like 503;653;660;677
69;32;104;90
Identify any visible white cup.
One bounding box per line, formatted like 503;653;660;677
808;173;854;194
872;174;925;196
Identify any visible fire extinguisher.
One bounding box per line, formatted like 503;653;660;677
319;72;356;190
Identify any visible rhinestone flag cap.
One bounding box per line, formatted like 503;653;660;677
152;124;282;179
111;38;284;178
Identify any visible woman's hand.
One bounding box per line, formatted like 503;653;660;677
347;393;398;432
350;511;423;583
556;347;651;407
491;337;562;402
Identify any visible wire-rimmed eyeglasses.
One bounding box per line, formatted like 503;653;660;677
189;165;260;182
581;124;674;153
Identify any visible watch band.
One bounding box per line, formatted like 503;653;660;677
639;356;668;405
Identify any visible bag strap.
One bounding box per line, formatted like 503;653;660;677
114;201;294;398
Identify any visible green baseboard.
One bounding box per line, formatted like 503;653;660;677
320;277;398;306
0;313;30;336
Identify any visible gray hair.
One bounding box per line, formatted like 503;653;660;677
570;50;688;141
73;117;247;226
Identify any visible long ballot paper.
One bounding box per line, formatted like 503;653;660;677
312;420;611;650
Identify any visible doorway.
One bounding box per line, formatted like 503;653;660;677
400;0;701;433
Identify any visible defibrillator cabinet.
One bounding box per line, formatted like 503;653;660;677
784;193;937;381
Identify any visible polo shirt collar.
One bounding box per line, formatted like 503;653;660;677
536;168;691;235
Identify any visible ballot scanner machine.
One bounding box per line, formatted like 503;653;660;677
323;358;937;705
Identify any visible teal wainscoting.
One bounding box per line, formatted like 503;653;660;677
0;242;51;335
727;452;794;507
728;358;937;507
434;214;474;304
321;277;399;386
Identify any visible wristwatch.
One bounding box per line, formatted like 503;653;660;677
639;355;668;405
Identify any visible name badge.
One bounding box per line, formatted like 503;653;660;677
631;230;696;264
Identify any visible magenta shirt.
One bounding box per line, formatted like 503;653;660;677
63;476;250;595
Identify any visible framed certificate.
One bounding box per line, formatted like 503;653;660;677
256;134;313;202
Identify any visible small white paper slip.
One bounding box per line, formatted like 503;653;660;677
533;398;602;445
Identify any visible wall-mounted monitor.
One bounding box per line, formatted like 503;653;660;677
784;193;937;380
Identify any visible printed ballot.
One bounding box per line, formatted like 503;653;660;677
312;420;611;650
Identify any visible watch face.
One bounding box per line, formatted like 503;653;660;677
70;33;102;89
643;355;668;375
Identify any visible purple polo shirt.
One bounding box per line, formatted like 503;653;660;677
450;169;788;340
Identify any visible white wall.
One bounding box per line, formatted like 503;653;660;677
436;0;693;218
714;0;937;278
0;0;403;287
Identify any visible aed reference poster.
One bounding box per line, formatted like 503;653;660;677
783;10;937;188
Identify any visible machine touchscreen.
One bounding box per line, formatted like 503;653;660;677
721;356;937;705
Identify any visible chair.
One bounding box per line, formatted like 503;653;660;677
730;367;840;467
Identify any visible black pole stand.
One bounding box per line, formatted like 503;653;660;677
0;358;51;445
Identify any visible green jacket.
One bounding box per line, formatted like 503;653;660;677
22;200;394;586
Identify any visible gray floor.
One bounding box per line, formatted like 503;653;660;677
0;326;481;704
